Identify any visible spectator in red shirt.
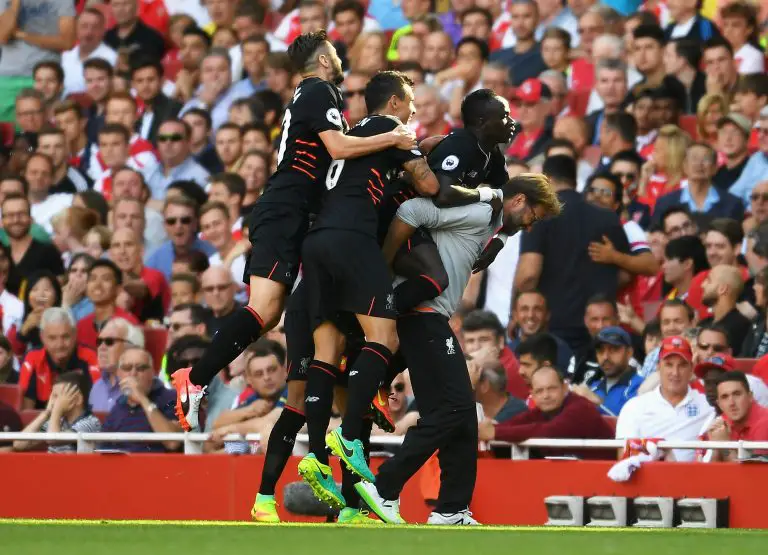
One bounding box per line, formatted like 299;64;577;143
637;124;691;209
110;227;170;322
706;371;768;461
462;310;526;400
18;307;99;409
478;366;615;459
507;78;553;162
76;259;139;349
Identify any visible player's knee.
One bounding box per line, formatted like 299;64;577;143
427;268;449;293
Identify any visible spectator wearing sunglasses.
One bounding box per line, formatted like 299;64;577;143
89;317;145;412
342;72;370;127
147;196;215;281
146;119;210;201
201;266;239;336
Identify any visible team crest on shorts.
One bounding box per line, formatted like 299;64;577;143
386;294;395;311
446;337;455;355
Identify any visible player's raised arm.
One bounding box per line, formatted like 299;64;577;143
402;157;440;197
319;124;416;160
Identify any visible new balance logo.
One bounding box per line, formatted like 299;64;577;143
446;337;455;355
306;396;320;402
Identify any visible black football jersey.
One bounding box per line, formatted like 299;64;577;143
262;77;348;212
312;114;423;238
385;128;508;208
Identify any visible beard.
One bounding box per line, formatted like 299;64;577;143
503;210;525;235
331;61;344;85
701;292;718;307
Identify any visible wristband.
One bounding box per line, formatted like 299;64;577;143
478;187;493;203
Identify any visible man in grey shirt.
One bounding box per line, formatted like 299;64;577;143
357;174;562;526
0;0;75;121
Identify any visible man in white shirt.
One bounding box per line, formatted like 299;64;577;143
199;201;246;301
61;8;118;96
616;336;714;462
0;245;23;335
22;152;72;234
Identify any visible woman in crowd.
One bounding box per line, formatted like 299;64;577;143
348;31;389;74
637;124;691;209
61;253;96;323
696;93;729;147
8;271;63;356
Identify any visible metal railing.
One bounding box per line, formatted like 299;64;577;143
1;432;768;460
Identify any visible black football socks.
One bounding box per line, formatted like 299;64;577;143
258;406;305;496
342;342;392;440
188;307;264;386
305;360;339;465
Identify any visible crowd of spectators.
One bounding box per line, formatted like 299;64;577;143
1;0;768;462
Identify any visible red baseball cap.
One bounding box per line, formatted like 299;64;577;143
513;78;552;104
659;336;693;363
693;354;736;379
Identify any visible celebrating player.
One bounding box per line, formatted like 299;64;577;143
171;31;417;431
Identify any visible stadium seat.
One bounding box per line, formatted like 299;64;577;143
162;58;183;81
0;384;20;410
93;411;108;424
678;115;699;140
566;89;591;118
20;410;42;427
144;327;168;373
602;416;617;433
642;301;662;322
734;358;757;374
66;92;94;110
0;122;15;146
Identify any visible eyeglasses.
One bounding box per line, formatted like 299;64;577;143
614;172;637;182
158;133;185;143
343;89;365;100
17;109;42;117
202;284;232;293
391;382;405;393
587;186;614;198
118;363;151;372
165;216;193;226
666;220;695;236
167;321;194;332
697;342;729;353
97;337;127;347
751;192;768;203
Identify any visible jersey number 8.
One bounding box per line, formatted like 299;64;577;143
326;159;346;190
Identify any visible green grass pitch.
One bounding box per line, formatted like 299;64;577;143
2;520;766;555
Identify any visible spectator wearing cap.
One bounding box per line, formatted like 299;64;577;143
516;155;631;353
638;299;696;379
479;366;615;459
663;39;706;115
705;371;768;461
179;49;251;132
663;0;722;43
489;0;546;86
695;353;768;409
572;326;644;417
616;336;713;462
101;347;181;453
653;143;745;226
698;265;752;352
146;119;210;201
714;113;752;191
506;78;553;162
475;363;528;423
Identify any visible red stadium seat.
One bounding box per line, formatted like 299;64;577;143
93;411;108;424
734;358;757;374
566;89;591;118
162;58;183;81
144;327;168;373
602;416;617;433
20;410;42;427
0;122;15;146
0;384;21;410
678;115;699;140
66;92;94;111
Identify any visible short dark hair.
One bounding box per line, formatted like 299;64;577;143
288;30;330;73
706;218;743;247
235;0;266;23
542;155;577;188
544;138;576;158
542;26;571;49
167;335;212;374
703;36;733;56
33;61;64;84
182;107;213;132
168;180;208;209
460;7;493;28
83;57;114;76
665;235;709;274
586;171;622;209
56;371;93;407
0;174;29;196
460;88;500;128
604;112;637;144
670;39;701;70
610;150;644;171
183;25;212;48
364;70;413;114
456;36;490;61
172;302;208;325
130;56;164;79
586;293;618;315
217;121;243;137
98;123;130;143
632;23;666;45
715;370;750;392
661;205;693;229
159;117;193;140
209;172;246;200
660;298;695;322
1;192;30;213
253;89;284;120
697;322;731;347
171;272;201;294
462;309;505;338
332;0;365;21
513;289;548;311
88;258;123;286
248;337;287;366
517;333;558;365
735;73;768;98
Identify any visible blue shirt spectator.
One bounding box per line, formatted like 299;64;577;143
146;156;210;200
146;238;216;281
